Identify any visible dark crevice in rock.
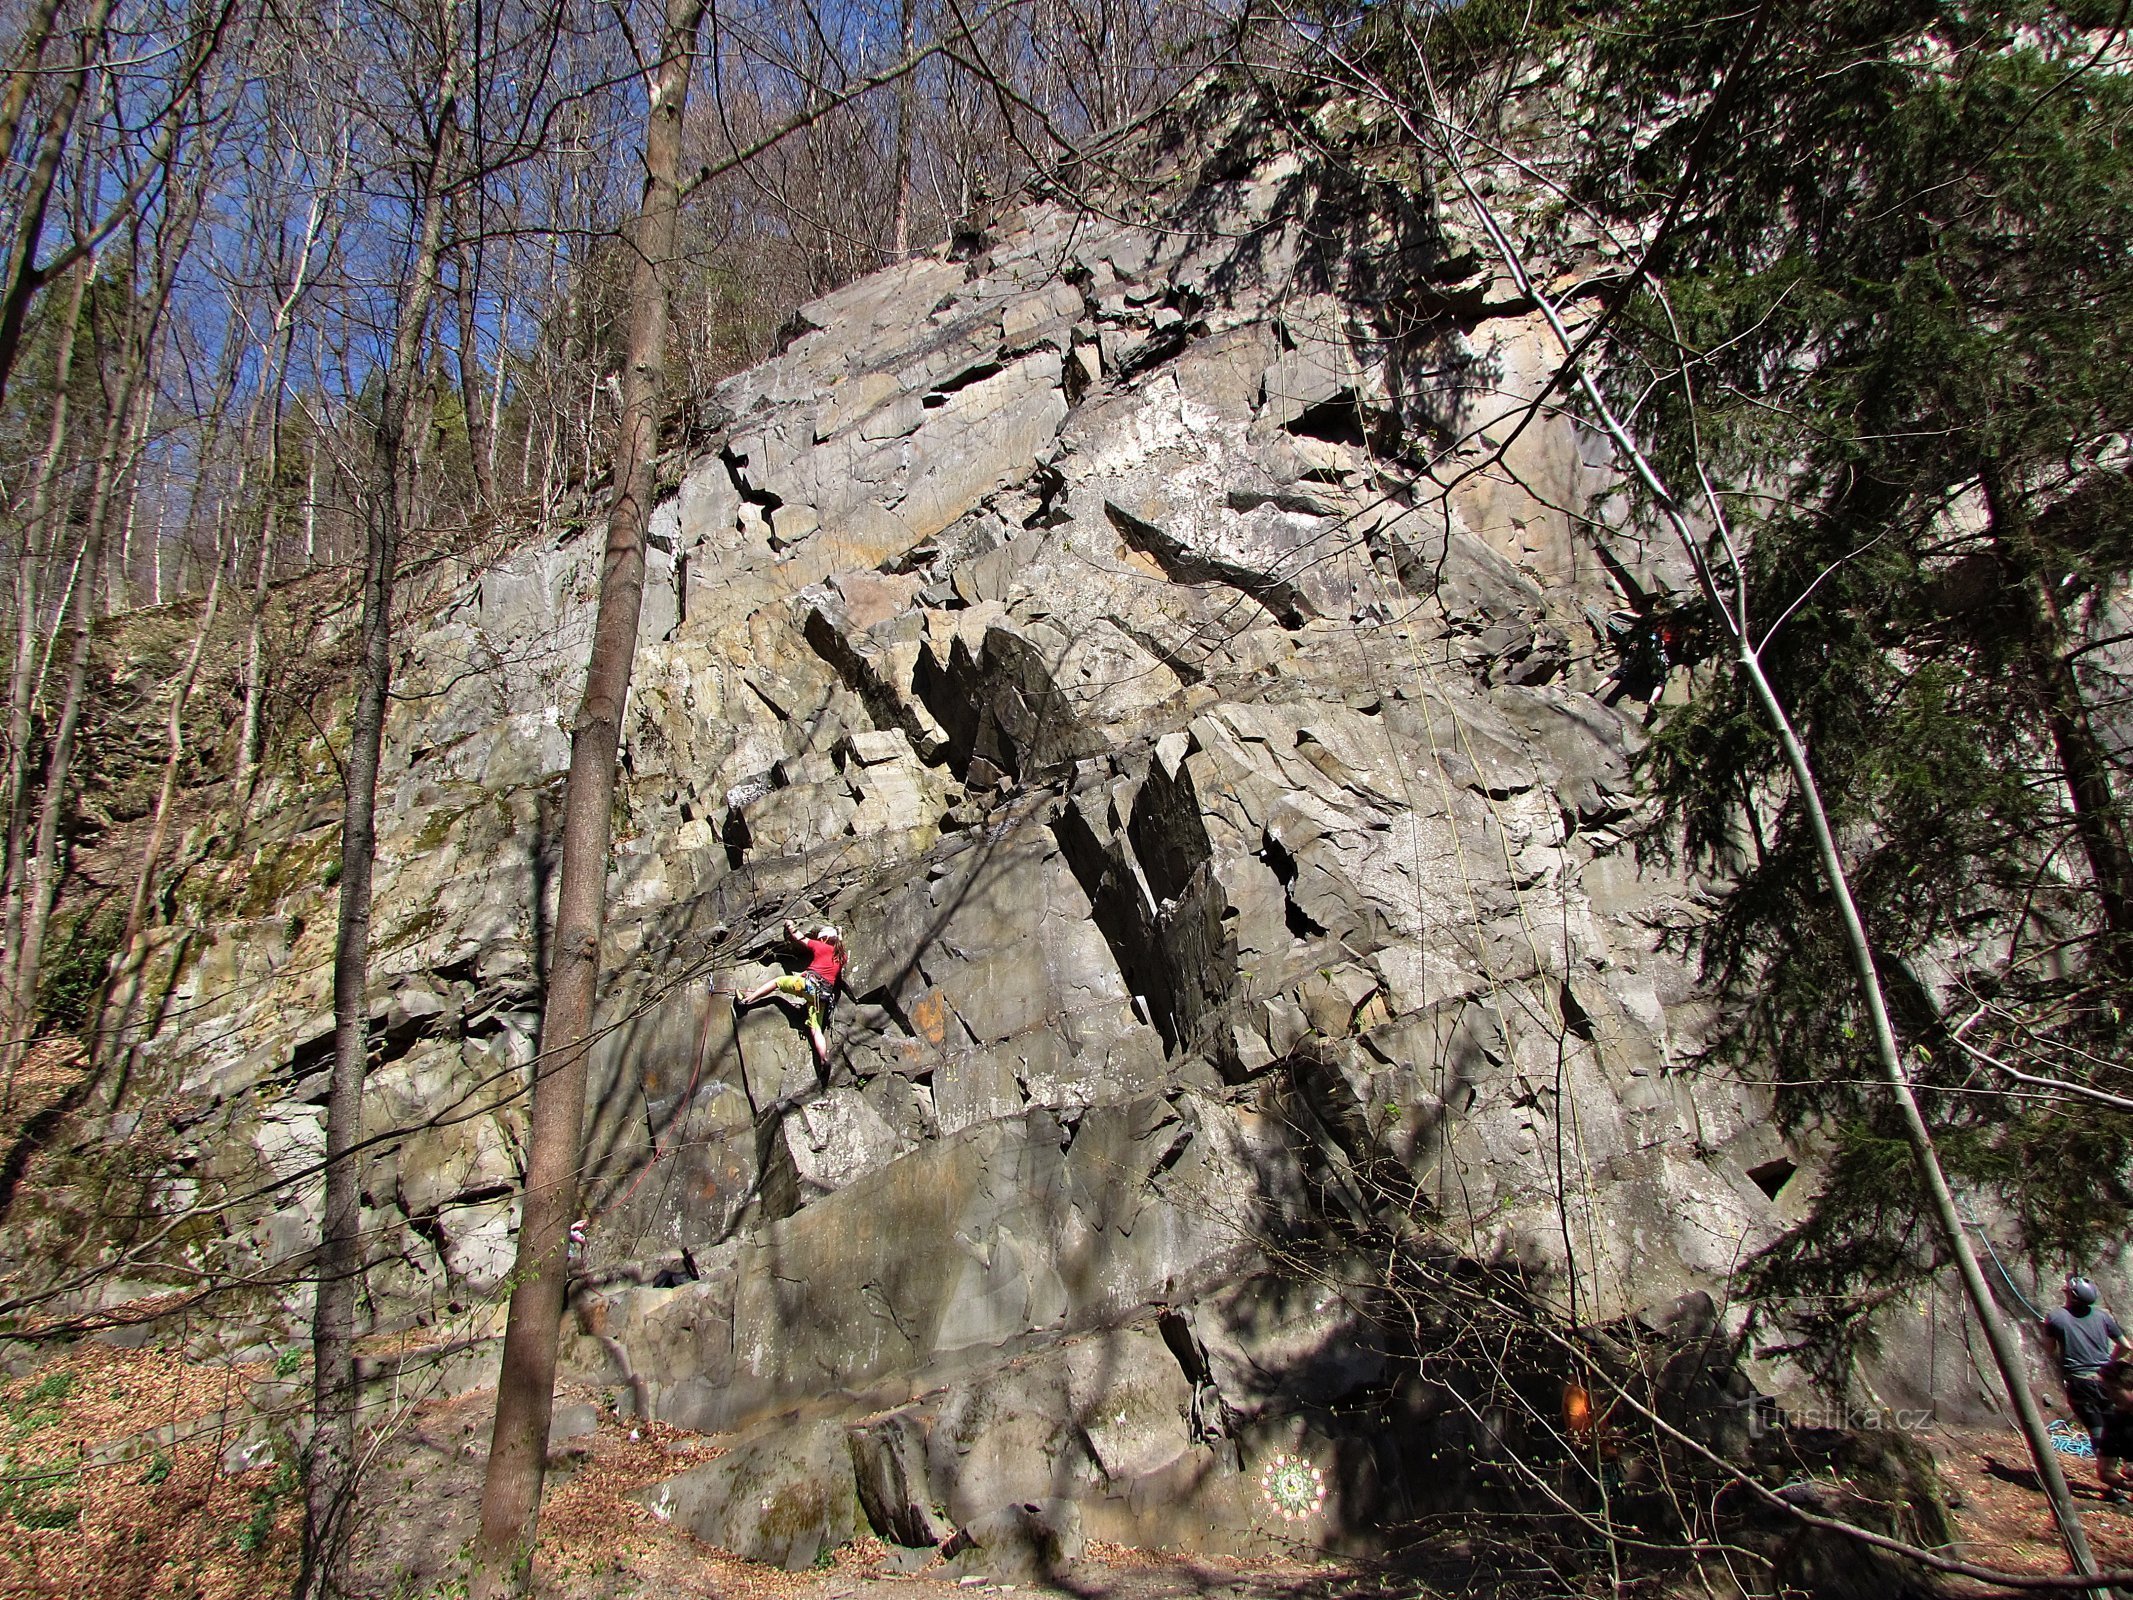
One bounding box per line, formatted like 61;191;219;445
1144;1120;1195;1181
1022;463;1070;529
801;607;947;764
922;359;1004;407
772;306;824;355
913;637;984;779
1281;393;1402;457
1558;980;1596;1044
1050;757;1237;1068
1053;791;1182;1058
1260;831;1326;940
721;807;751;869
1226;487;1335;517
721;444;783;524
1747;1157;1797;1200
1103;613;1204;687
1103;500;1308;630
914;627;1095;784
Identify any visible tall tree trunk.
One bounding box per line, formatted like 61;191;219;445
0;260;90;1078
457;240;498;513
892;0;917;256
1981;463;2133;964
297;101;458;1600
150;493;165;605
303;441;318;570
116;535;223;956
469;4;705;1591
108;391;154;614
0;0;117;409
233;491;275;796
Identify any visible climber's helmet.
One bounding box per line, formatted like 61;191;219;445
2068;1275;2102;1307
815;923;842;946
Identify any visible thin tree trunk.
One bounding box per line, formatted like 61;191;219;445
232;494;272;796
297;93;458;1600
892;0;917;256
0;261;90;1080
118;536;223;954
469;4;705;1590
303;441;318;570
485;297;508;501
457;241;498;513
1982;463;2133;963
0;0;117;409
103;371;157;615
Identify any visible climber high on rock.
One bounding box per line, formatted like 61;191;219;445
739;920;846;1072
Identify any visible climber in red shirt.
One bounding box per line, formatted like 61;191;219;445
740;920;845;1070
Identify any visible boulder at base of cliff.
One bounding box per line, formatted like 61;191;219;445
634;1413;861;1569
939;1497;1085;1583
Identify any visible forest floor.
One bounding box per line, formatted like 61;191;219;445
0;1339;2129;1599
1931;1422;2133;1582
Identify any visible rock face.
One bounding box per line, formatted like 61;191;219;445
71;82;1939;1561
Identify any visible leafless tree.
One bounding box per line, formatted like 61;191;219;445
468;3;707;1589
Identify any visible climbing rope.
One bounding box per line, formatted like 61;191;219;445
1959;1208;2047;1321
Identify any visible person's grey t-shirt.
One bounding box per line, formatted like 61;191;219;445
2047;1305;2124;1375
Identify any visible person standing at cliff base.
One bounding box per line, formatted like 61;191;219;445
2043;1274;2132;1499
739;921;845;1071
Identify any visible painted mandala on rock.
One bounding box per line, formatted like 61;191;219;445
1259;1452;1327;1522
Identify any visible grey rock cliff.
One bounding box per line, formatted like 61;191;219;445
65;83;1965;1561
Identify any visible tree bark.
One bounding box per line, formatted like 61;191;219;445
457;238;498;514
0;0;117;409
296;92;458;1600
107;388;154;614
0;260;90;1090
1981;463;2133;965
468;3;705;1591
892;0;917;257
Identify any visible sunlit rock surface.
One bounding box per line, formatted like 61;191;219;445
78;83;1904;1561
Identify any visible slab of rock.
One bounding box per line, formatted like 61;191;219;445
635;1415;861;1569
781;1089;907;1197
1066;1328;1194;1483
941;1498;1084;1582
848;1407;954;1547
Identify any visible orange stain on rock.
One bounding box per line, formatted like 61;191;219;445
911;988;948;1046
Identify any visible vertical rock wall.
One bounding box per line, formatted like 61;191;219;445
50;82;1949;1563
